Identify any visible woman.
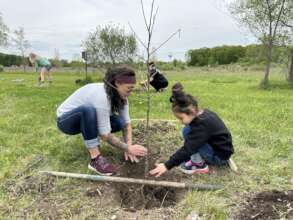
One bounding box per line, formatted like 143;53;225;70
56;66;147;176
29;53;52;86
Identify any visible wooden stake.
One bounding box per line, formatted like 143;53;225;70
40;171;223;191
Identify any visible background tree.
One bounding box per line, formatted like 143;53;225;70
83;24;137;66
50;48;62;68
288;43;293;82
12;27;30;72
229;0;292;87
0;13;9;48
281;2;293;82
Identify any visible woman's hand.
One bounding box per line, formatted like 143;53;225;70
124;152;139;163
127;144;147;157
149;163;167;177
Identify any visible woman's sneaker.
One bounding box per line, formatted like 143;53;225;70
88;155;117;176
180;160;209;174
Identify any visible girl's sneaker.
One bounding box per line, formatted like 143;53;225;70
180;160;209;174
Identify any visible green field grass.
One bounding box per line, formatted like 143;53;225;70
0;67;292;219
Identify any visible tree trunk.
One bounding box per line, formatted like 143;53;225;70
260;42;273;88
287;48;293;82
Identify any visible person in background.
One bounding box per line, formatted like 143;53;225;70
29;53;52;86
140;61;168;92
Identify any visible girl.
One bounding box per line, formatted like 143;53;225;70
29;53;52;86
57;66;147;176
150;83;234;177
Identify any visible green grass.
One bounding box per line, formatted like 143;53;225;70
0;67;292;219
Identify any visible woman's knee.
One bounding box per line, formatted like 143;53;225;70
110;115;125;132
81;105;96;120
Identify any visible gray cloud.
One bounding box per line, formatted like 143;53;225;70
0;0;254;61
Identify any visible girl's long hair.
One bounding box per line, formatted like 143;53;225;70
104;65;135;113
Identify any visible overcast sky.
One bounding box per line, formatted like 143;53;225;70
0;0;255;61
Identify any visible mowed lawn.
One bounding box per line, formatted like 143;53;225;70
0;67;292;219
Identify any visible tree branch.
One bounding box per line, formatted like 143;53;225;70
150;29;181;56
128;22;147;49
272;0;286;39
265;0;273;44
148;0;155;31
140;0;149;31
150;6;159;36
280;20;293;28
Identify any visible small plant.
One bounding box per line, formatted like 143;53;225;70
0;65;4;72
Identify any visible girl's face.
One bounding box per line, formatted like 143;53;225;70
149;64;156;71
173;109;197;125
115;82;135;98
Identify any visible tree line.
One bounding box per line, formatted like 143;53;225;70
1;0;292;86
186;44;289;66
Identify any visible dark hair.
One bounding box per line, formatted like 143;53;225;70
169;83;198;114
104;65;136;113
148;61;155;66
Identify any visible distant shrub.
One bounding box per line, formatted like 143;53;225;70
75;74;104;85
75;76;94;85
0;65;3;72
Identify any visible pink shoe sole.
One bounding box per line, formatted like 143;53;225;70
180;166;209;175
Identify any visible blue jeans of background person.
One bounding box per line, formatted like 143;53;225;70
182;125;227;166
57;105;125;149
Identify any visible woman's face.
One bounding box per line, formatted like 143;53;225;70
115;82;135;98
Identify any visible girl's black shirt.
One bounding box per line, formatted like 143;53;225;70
164;109;234;170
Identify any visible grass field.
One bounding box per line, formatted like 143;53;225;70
0;67;292;219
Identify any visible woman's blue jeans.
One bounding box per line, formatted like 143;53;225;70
57;105;125;149
182;125;228;166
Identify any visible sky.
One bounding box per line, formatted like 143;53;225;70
0;0;256;61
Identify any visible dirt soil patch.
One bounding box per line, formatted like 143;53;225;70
115;121;185;210
116;155;184;210
2;121;188;219
236;190;293;220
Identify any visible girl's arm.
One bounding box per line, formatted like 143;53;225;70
165;124;209;170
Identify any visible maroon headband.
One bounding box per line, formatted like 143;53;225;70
115;74;136;84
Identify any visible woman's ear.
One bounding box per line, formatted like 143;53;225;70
114;81;123;90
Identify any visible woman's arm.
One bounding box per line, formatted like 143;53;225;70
122;123;140;162
101;133;128;150
122;123;132;146
100;133;147;156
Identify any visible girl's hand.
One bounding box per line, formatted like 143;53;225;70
149;163;167;177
